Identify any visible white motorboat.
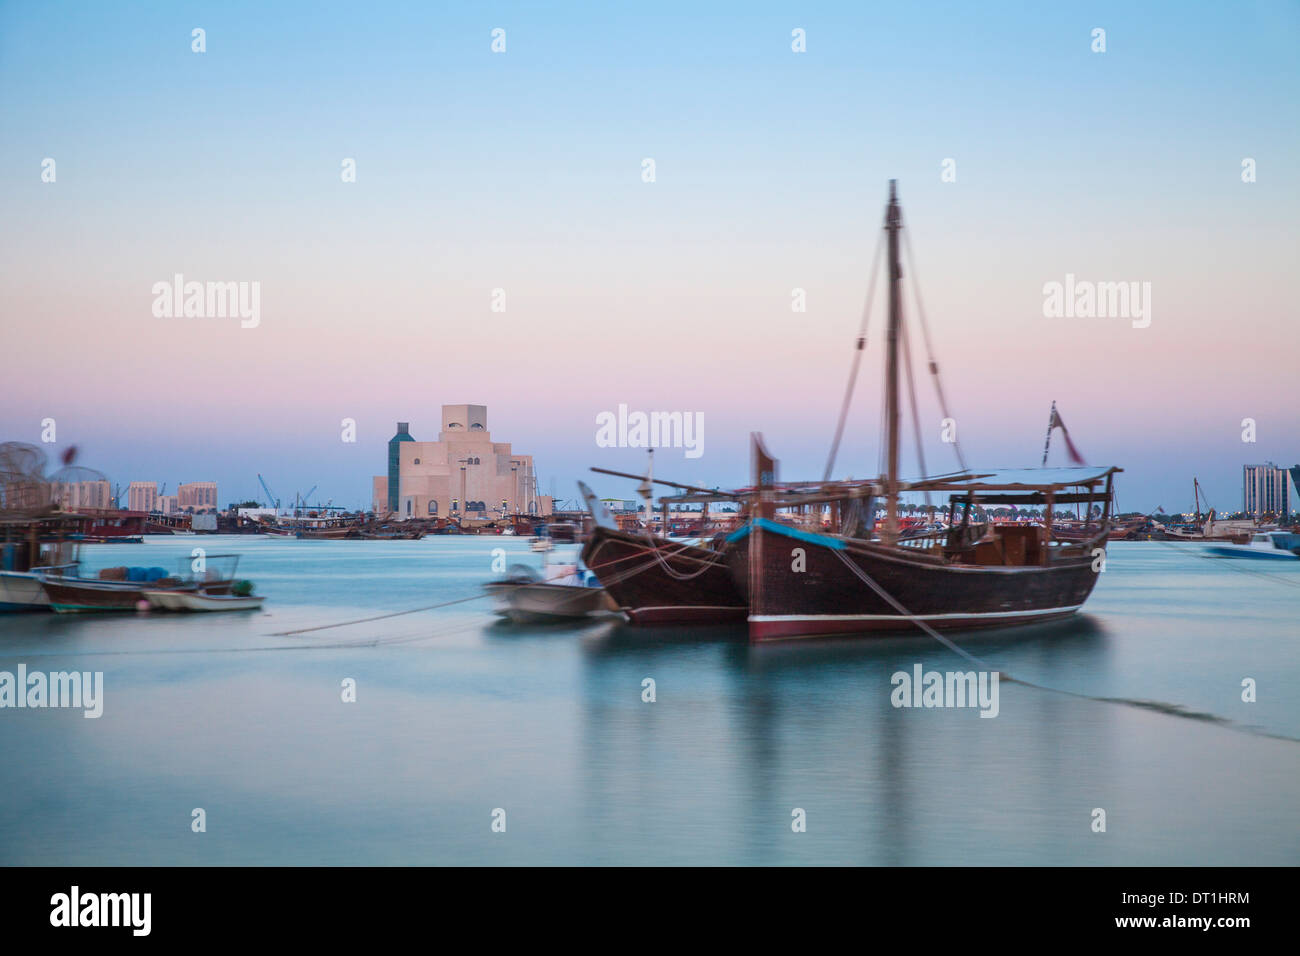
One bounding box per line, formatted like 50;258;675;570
0;564;80;611
1206;531;1300;561
483;563;617;624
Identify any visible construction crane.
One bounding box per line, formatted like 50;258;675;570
293;485;318;515
257;474;280;512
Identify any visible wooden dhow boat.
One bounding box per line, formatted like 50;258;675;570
728;456;1119;640
39;554;242;613
728;181;1120;641
578;480;747;624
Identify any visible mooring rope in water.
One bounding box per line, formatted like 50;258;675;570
271;592;491;636
830;547;1300;743
270;544;661;636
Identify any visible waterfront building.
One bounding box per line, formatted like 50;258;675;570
157;495;178;515
128;481;159;513
50;479;111;511
372;405;545;519
177;481;218;513
1243;462;1293;518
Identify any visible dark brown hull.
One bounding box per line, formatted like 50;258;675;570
729;520;1102;642
41;578;229;613
580;527;747;624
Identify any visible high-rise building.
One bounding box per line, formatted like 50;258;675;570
1243;463;1292;518
157;495;178;515
50;480;111;511
128;481;159;513
372;406;543;519
177;481;218;513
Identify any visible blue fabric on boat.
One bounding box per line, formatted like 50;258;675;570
726;518;846;550
145;567;168;581
126;566;147;582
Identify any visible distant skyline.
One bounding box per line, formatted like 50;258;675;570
2;1;1297;512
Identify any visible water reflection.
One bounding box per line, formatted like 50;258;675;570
576;614;1116;864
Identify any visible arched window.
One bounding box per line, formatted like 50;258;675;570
405;499;412;516
413;458;421;465
428;500;438;515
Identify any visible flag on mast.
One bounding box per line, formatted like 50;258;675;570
1042;401;1086;466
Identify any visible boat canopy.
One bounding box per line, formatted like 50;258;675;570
633;467;1121;507
908;466;1122;492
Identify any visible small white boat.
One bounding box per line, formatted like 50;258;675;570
1206;531;1300;561
529;537;553;552
484;564;617;623
143;589;266;612
0;570;50;610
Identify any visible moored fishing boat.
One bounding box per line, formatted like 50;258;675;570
483;563;617;623
729;462;1118;640
357;528;425;540
729;181;1121;641
295;526;357;539
40;554;242;613
143;589;266;611
0;513;87;611
578;481;746;624
40;575;184;612
1205;531;1300;560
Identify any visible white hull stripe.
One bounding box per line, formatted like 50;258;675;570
750;605;1082;623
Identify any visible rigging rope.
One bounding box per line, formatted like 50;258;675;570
824;230;885;481
901;223;967;473
900;311;932;510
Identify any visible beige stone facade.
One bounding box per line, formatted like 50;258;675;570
128;481;159;513
177;481;218;512
372;405;544;519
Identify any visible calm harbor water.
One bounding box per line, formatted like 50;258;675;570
1;535;1297;865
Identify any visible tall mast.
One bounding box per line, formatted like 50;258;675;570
883;180;903;545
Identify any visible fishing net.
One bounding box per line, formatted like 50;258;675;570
0;442;53;515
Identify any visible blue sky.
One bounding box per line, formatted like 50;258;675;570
1;1;1297;511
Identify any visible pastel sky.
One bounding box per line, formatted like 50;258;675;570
2;1;1297;512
